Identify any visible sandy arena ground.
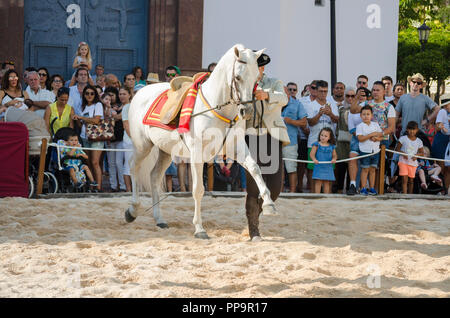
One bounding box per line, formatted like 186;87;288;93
0;195;449;297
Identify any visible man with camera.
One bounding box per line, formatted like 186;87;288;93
348;81;397;194
306;80;339;191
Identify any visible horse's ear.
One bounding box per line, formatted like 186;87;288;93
254;48;266;59
234;46;241;59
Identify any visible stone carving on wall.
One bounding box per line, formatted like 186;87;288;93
107;0;140;42
88;0;100;9
85;14;99;61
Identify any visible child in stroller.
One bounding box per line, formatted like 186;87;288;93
58;132;97;190
416;147;444;192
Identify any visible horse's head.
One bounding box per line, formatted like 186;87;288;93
230;45;265;121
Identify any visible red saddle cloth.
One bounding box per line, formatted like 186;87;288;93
142;72;209;133
142;89;175;131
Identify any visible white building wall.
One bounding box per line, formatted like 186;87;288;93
203;0;399;90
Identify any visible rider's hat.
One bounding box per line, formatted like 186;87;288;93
257;53;271;67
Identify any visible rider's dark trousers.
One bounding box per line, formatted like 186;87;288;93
244;133;283;239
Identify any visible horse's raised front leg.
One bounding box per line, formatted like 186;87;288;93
191;162;208;239
239;145;277;216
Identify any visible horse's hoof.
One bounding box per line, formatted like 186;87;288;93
125;209;136;223
194;232;210;240
251;236;263;242
157;223;169;229
262;204;278;216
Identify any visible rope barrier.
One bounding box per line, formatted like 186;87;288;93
283;149;380;164
48;142;134;171
384;148;450;163
48;143;134;152
283;148;450;164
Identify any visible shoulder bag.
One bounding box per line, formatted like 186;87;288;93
86;118;115;141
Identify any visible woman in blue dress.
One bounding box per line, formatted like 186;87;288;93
310;127;337;193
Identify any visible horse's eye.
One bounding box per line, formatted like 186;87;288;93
236;75;242;81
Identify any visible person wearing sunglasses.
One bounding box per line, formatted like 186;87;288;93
282;82;308;193
356;74;369;89
395;73;440;136
49;74;65;101
73;85;104;191
0;69;31;112
37;67;51;90
288;82;311;192
165;65;181;82
300;80;318;108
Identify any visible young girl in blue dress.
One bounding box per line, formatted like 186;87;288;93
310;127;337;193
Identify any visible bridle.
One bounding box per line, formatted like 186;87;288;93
191;58;256;124
183;56;264;159
231;57;264;130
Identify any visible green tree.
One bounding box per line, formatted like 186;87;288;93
398;1;450;102
399;0;449;29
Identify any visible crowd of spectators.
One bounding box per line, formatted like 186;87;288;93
0;51;449;195
281;74;449;195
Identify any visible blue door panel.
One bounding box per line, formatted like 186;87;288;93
32;45;69;78
24;0;148;82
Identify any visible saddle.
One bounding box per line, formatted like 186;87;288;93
160;72;208;124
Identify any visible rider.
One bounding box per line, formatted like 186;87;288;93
245;52;289;241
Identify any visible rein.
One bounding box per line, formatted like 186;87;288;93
191;58;255;122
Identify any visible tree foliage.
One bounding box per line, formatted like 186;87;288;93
399;0;449;29
397;0;450;101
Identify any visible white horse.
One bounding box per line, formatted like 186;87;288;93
125;44;278;239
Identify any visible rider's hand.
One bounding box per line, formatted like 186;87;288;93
254;90;268;101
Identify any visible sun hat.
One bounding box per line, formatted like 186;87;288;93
440;93;450;107
146;72;160;84
407;73;425;83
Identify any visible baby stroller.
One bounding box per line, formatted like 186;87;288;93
413;159;446;195
50;127;93;193
4;107;58;197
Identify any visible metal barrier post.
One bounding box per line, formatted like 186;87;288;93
36;138;47;196
379;144;386;195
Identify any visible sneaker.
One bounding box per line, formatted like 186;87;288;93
368;188;377;195
347;184;357;196
360;188;369;196
90;182;98;187
76;182;84;189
